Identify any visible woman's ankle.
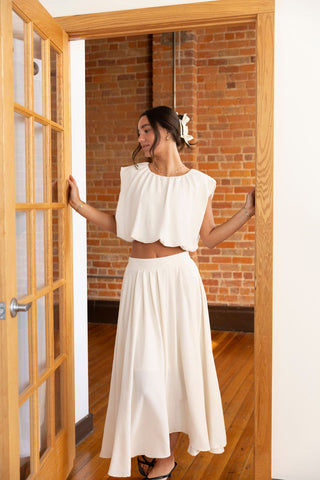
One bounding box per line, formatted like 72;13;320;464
156;455;175;464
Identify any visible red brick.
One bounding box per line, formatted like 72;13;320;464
86;25;255;307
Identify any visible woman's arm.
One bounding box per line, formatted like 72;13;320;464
67;174;117;234
200;188;255;249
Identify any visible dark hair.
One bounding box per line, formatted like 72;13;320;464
132;105;193;163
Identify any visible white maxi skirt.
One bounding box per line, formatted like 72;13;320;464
100;251;226;477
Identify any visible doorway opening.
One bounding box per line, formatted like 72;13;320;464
58;1;274;477
82;22;256;479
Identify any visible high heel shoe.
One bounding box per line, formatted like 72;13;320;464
145;461;177;479
137;455;156;476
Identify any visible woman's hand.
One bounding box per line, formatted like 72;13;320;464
66;174;116;233
244;188;255;217
200;186;256;248
67;174;81;209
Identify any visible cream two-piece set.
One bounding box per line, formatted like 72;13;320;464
100;160;227;477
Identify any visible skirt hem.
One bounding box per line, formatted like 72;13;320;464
102;432;226;478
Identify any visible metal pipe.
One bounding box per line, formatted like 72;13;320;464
173;31;176;110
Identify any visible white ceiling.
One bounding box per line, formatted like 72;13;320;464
40;0;213;17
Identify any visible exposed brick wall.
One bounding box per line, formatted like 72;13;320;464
85;24;255;306
85;36;152;298
195;25;256;305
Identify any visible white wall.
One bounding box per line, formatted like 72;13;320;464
273;1;320;479
40;0;320;477
70;40;89;423
40;0;214;16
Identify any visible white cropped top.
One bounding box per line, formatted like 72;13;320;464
115;161;216;252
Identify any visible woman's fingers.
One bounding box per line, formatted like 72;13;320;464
67;175;80;195
66;175;80;206
244;188;255;216
248;188;255;205
68;174;76;185
247;188;255;202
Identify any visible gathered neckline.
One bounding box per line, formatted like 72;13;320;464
146;162;193;178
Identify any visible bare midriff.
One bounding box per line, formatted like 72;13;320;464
131;240;185;258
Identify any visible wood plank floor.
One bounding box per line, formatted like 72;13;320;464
67;324;254;480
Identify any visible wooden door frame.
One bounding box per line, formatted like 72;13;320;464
57;1;274;479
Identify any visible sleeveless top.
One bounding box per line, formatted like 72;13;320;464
115;161;216;252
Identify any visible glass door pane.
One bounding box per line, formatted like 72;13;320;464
14;112;27;203
35;210;47;290
16;211;29;299
34;122;46;203
51;129;63;202
37;295;48;376
52;209;64;282
39;380;49;458
19;399;31;480
12;11;26;107
55;365;64;436
33;30;43;115
53;286;64;358
50;46;62;124
18;309;31;394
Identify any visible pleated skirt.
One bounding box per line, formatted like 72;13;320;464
100;251;226;477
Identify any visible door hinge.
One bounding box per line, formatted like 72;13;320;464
0;302;5;320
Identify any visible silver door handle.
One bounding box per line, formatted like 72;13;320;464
10;298;32;318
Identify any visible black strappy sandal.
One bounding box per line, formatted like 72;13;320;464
137;456;156;476
145;461;177;479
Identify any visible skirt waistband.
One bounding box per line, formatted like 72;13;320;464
128;251;191;270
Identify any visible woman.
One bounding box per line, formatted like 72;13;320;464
68;106;255;479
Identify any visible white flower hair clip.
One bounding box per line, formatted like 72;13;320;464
178;113;194;146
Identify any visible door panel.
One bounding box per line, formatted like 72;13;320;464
0;1;74;478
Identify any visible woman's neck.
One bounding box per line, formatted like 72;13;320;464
151;150;184;175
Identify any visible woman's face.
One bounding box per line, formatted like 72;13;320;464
137;115;168;157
